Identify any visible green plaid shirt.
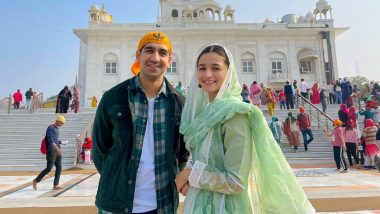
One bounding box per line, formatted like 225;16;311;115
128;77;172;214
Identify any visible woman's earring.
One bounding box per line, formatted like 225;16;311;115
198;83;202;88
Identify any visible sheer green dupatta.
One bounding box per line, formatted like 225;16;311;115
180;44;315;214
248;108;315;214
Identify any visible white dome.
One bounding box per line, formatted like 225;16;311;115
316;0;329;9
185;4;193;11
90;4;99;11
306;11;315;20
225;4;233;11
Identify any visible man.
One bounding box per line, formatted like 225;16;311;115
25;88;33;110
33;115;65;190
300;78;309;99
341;77;352;107
297;107;314;151
93;31;189;214
328;81;335;104
13;89;23;109
284;80;294;109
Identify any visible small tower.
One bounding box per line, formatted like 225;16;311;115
224;4;235;22
313;0;332;20
88;4;100;23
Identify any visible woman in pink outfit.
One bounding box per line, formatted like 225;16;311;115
344;120;359;167
311;83;320;104
249;81;262;106
325;119;348;172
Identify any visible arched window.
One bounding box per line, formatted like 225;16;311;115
167;54;178;74
269;52;287;80
172;9;178;18
241;52;256;73
297;48;318;73
104;53;118;74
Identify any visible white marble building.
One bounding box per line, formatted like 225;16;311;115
74;0;347;107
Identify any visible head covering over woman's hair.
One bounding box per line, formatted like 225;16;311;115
299;106;305;113
180;44;314;214
340;104;349;114
365;119;375;128
131;31;172;75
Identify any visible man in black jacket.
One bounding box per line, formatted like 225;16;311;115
284;80;295;109
93;31;189;214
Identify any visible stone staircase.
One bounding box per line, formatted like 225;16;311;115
0;107;96;171
260;103;365;165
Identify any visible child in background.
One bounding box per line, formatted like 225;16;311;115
278;90;286;110
81;137;93;161
325;119;348;173
362;119;378;169
344;120;359;167
269;116;283;147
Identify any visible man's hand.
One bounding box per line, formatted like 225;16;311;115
175;168;191;193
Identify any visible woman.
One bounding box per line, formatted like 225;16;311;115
344;120;359;167
57;86;72;113
311;83;320;104
91;96;98;108
241;84;250;103
283;112;301;152
249;81;261;106
338;104;349;127
175;44;314;214
265;87;277;116
71;87;80;113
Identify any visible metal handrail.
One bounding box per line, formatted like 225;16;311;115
0;94;12;114
296;93;334;132
73;115;95;166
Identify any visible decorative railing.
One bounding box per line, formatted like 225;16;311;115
296;93;334;132
0;95;12;114
73;116;95;166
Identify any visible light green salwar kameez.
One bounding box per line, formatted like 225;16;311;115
180;44;315;214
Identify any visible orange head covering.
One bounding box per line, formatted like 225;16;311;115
333;119;342;127
299;106;305;113
131;31;172;75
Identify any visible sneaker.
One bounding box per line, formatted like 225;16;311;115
340;169;348;173
53;185;63;190
32;180;37;190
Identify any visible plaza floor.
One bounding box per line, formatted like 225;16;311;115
0;164;380;213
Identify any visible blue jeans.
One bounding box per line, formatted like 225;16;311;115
301;129;314;151
335;91;342;104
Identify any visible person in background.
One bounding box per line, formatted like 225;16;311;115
241;83;250;103
81;137;93;161
338;104;349;127
300;78;309;99
270;116;283;147
175;81;185;95
320;87;327;113
283;112;300;152
25;88;33;110
325;119;348;173
249;81;262;106
265;87;277;117
311;83;320;104
13;89;23;109
260;83;267;106
91;96;97;108
362;119;379;170
33;116;66;190
284;80;294;109
71;87;80;113
344;120;360;167
359;103;375;124
328;81;336;104
57;86;72;113
297;106;314;152
278;90;286;110
334;81;342;104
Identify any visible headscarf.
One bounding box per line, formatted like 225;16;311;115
285;112;297;123
180;44;314;214
340;104;349;114
73;87;80;101
130;31;172;75
365;119;375;128
299;106;305;113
